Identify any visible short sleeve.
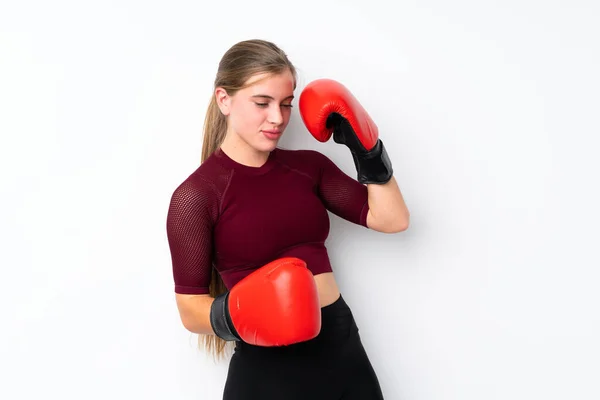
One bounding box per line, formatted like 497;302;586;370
314;151;370;228
166;177;218;294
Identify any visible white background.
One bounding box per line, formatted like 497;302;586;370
1;0;599;399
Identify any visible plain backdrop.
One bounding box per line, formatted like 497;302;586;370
1;0;599;399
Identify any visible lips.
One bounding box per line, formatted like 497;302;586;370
262;130;282;140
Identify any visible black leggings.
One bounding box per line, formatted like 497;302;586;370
222;294;384;399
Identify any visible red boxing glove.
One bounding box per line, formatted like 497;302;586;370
210;257;321;347
299;78;393;184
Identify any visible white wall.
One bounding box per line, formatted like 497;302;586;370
1;0;599;399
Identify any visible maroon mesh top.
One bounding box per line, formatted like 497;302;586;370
166;147;370;295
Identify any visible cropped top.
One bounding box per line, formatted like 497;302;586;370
165;147;370;295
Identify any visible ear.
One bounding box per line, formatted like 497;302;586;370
215;87;231;116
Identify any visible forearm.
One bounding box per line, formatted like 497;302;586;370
175;294;216;335
366;176;410;233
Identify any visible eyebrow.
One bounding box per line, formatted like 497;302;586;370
251;94;294;101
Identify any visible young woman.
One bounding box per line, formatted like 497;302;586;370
166;39;409;399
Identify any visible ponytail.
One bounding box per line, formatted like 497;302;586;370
198;94;232;360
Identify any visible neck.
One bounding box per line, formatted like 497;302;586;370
220;133;270;167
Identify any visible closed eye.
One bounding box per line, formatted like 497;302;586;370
255;103;294;108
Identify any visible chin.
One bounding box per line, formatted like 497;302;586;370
255;139;280;152
262;143;279;153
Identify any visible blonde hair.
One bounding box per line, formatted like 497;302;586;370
199;39;297;360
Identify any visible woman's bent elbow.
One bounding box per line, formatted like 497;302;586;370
386;214;410;233
181;316;213;335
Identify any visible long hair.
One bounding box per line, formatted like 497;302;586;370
198;39;297;360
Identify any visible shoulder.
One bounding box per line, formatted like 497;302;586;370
274;147;343;177
168;155;229;215
273;147;333;182
274;147;332;168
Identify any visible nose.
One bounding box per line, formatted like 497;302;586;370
267;105;283;126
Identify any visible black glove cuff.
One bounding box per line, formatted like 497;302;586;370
351;139;394;184
209;292;240;342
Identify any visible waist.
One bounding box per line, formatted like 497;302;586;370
315;272;341;307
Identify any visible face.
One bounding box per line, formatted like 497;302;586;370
216;70;295;154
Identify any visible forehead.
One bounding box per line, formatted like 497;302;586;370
242;71;295;96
